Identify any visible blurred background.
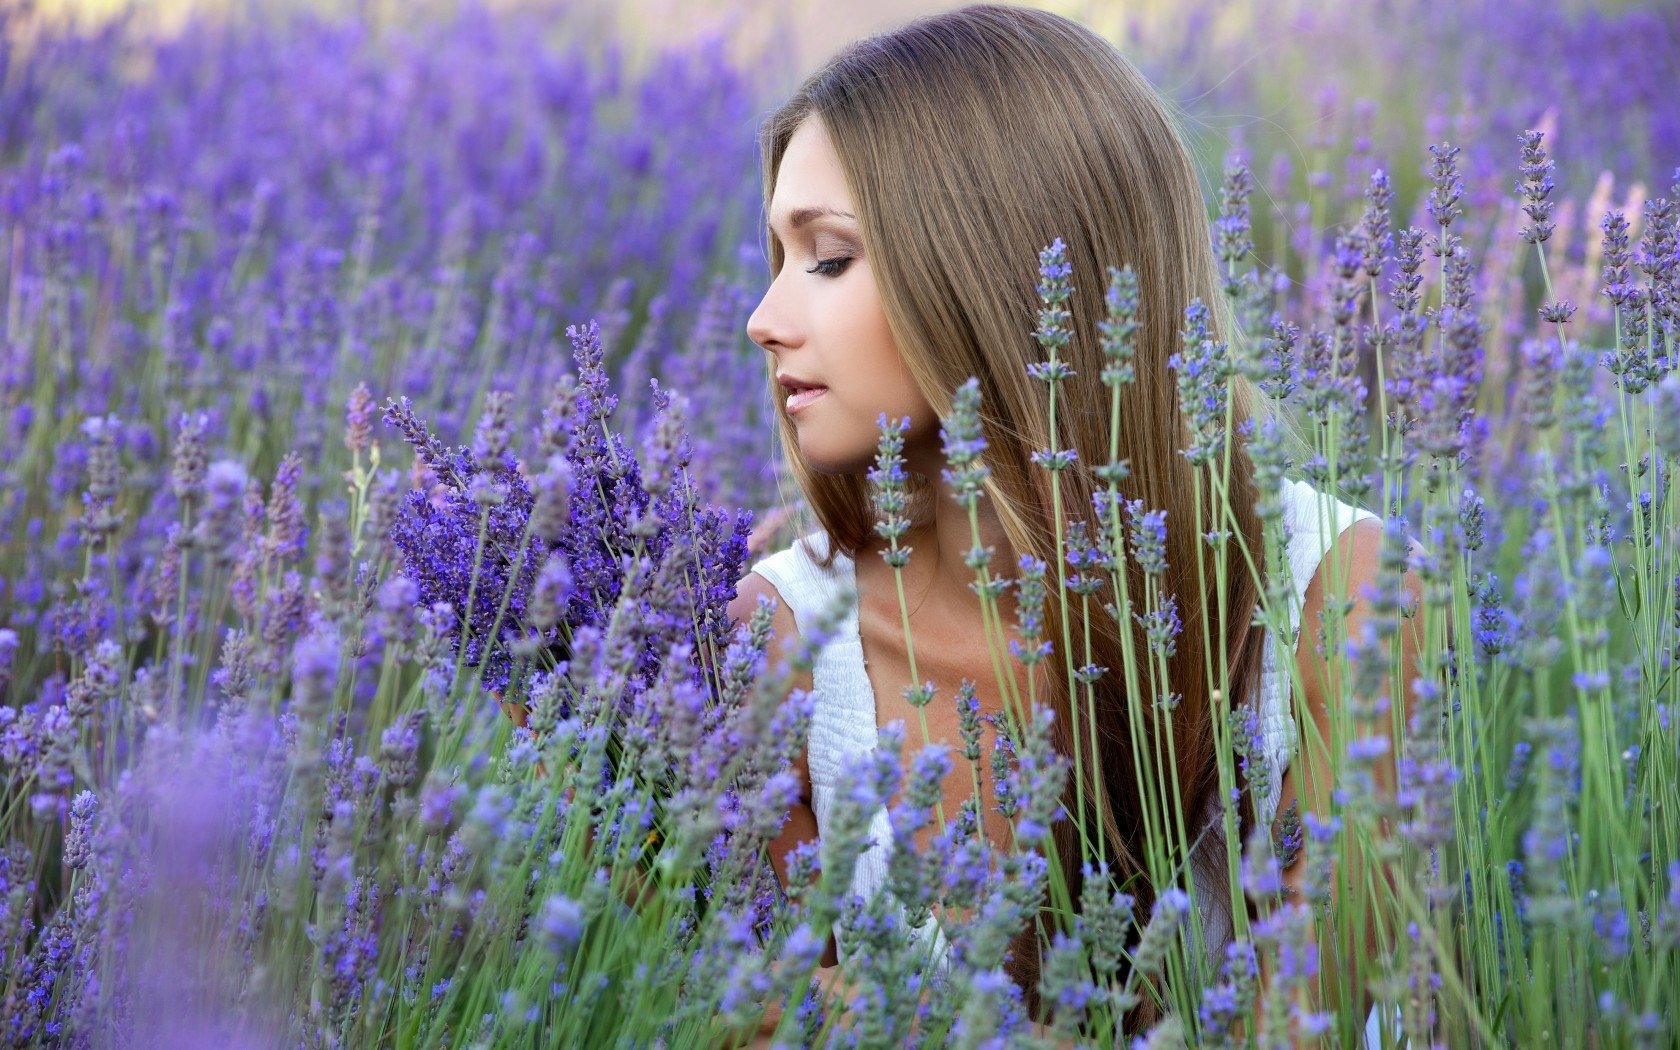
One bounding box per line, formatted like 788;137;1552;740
19;0;1675;164
0;0;1675;573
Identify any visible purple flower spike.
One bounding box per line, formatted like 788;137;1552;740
1361;169;1394;278
1031;237;1076;367
1168;299;1231;468
1425;142;1464;244
345;382;376;456
1517;130;1557;244
869;413;915;568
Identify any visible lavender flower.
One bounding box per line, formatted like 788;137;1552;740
1599;209;1641;310
345;382;376;455
1008;555;1054;668
1391;225;1426;317
1062;519;1111;601
384;404;539;692
64;791;98;870
1074;860;1136;983
1132;886;1190;979
262;452;309;564
1245;318;1300;401
940;378;990;512
1135;592;1182;661
1124;499;1169;577
1361;169;1394;277
1197;940;1259;1046
955;680;985;764
1425;142;1464;249
1215;156;1256;295
1520;336;1563;432
170;411;210;506
1169;299;1232;467
1330;228;1369;331
1098;265;1141;393
78;415;125;550
1004;702;1068;848
210;628;257;710
1517;130;1557;244
199;459;250;568
1037;931;1101;1027
1031;237;1076;364
0;630;18;694
540;893;586;957
1520;717;1581;928
869;413;914;568
31;705;76;818
66;638;122;721
290;625;341;724
379;713;423;788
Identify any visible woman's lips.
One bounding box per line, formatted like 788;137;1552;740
786;386;828;413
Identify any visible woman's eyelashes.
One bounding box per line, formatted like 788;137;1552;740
805;255;854;277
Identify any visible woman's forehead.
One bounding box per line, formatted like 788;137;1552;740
769;121;854;219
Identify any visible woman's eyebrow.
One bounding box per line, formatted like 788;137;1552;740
766;206;857;236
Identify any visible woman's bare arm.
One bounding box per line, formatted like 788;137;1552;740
727;573;826;922
1260;515;1430;1036
724;572;842;1049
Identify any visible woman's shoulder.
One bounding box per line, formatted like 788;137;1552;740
749;528;849;582
1277;476;1381;554
741;529;852;620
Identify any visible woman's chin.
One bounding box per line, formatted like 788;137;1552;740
795;439;874;477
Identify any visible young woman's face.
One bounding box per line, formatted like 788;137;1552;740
747;117;937;475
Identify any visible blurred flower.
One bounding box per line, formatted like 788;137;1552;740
170;411;210;506
540;893;586;957
77;415;125;550
1132;887;1191;980
345;382;376;456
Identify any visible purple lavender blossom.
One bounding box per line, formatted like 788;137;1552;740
1098;265;1141;395
77;415;125;551
1123;499;1169;577
1426;142;1465;243
1031;237;1076;370
869;413;914;569
941;378;991;515
1516;130;1557;244
1169;299;1231;468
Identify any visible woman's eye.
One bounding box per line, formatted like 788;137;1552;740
805;256;853;278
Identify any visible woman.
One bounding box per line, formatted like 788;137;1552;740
730;3;1423;1040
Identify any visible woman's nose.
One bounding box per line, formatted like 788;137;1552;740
746;285;799;354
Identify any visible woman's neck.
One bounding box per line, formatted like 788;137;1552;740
885;467;1015;618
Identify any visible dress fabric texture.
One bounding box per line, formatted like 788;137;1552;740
748;476;1379;998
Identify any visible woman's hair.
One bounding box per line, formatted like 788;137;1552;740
758;2;1291;1025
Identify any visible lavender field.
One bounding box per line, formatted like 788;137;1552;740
0;0;1676;1046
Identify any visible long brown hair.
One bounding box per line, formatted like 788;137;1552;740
757;3;1286;1025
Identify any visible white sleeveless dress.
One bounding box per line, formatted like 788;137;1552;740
750;476;1388;1038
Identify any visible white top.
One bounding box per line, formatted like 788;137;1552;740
749;476;1377;973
